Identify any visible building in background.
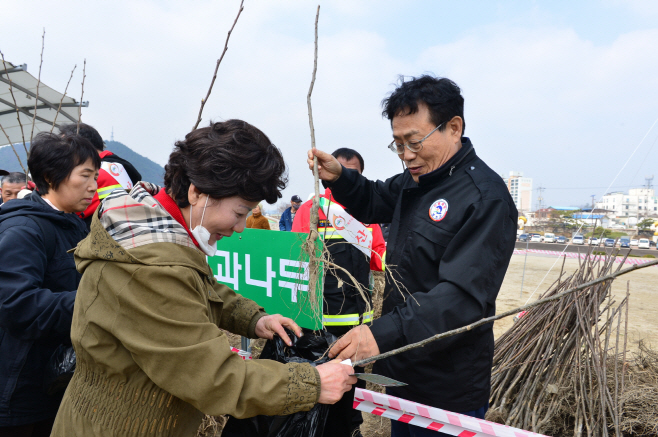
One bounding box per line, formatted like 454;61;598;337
503;171;533;213
595;188;658;219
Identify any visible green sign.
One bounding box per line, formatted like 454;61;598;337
208;229;324;330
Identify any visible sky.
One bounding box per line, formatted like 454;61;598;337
3;0;658;209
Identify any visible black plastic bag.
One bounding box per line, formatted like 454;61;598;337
43;344;76;396
222;328;337;437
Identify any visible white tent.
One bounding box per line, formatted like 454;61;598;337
0;60;87;147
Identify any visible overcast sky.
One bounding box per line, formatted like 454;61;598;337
3;0;658;209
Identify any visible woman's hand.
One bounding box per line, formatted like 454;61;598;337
316;361;358;404
254;314;302;346
307;149;343;182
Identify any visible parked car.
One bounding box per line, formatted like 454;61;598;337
620;237;630;248
518;233;529;242
589;237;599;246
638;238;651;249
557;236;568;244
604;238;615;247
631;239;639;246
544;233;556;243
530;234;542;242
572;235;585;245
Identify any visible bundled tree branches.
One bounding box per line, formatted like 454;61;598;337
489;252;631;436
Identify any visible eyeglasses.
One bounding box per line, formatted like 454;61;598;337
387;121;446;155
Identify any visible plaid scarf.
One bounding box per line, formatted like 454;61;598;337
98;182;196;250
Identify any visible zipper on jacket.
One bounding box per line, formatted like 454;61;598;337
448;144;473;176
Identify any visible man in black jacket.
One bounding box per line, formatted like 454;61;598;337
309;75;517;436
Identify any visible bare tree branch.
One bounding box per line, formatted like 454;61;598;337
77;59;86;134
353;256;658;367
301;5;323;311
308;5;320;231
29;28;45;145
50;64;77;133
192;0;245;130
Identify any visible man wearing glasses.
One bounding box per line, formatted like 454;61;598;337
307;75;517;436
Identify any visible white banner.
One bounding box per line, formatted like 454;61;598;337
319;197;373;258
101;161;133;189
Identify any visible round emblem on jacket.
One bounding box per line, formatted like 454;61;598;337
109;163;121;177
332;214;346;230
429;199;449;222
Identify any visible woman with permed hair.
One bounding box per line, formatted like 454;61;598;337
50;120;356;437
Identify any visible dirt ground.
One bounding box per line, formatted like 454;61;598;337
208;253;658;437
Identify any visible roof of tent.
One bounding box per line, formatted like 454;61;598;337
0;60;87;147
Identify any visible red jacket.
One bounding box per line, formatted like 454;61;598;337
292;188;386;271
77;150;141;225
292;189;385;322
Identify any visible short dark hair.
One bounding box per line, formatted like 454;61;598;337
58;123;105;151
28;133;101;194
382;75;465;136
164;120;288;208
1;172;28;186
332;148;364;173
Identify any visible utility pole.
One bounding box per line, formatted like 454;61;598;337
520;235;529;299
536;185;545;211
591;194;596;230
110;126;114;142
644;176;654;222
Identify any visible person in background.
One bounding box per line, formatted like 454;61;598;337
58;123;141;228
246;203;271;230
50;120;355;437
0;172;28;205
279;195;302;231
292;147;386;437
0;133;100;437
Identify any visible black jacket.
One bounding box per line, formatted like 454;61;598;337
326;139;517;411
0;192;87;426
323;231;372;319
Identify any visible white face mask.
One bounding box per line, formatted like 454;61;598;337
190;195;217;256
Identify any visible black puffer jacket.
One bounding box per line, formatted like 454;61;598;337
326;139;517;412
0;192;87;426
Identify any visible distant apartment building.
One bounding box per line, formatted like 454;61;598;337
503;171;533;212
595;188;658;217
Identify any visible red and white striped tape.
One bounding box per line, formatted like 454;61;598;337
353;388;548;437
229;346;252;360
513;248;657;266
